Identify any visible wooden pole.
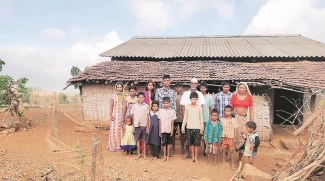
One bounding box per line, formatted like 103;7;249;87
91;133;97;181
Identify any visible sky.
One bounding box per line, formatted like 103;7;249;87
1;0;325;92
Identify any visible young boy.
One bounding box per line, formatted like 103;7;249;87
244;121;260;165
181;92;204;163
131;92;149;160
221;105;239;169
204;109;222;166
158;97;177;161
200;81;213;157
172;81;184;154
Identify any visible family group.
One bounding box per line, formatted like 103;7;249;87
107;75;260;169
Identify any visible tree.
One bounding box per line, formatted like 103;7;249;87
70;66;81;89
0;59;30;120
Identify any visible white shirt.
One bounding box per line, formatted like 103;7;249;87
180;90;206;106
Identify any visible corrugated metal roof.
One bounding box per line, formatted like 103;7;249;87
67;60;325;90
99;35;325;59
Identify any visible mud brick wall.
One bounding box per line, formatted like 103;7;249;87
81;83;146;123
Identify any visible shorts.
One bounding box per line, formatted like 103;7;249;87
135;126;146;141
237;143;245;153
174;122;183;131
221;137;235;151
186;129;201;146
206;143;219;154
161;133;172;146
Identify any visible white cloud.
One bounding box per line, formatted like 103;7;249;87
130;0;174;31
0;31;123;91
245;0;325;42
129;0;235;32
40;28;65;40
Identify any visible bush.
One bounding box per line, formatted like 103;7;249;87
59;93;69;104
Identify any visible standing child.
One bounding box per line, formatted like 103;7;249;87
221;105;239;169
159;97;177;161
243;121;260;165
144;80;155;107
120;116;136;156
131;92;149;160
126;85;138;117
204;109;222;166
146;100;161;160
181;92;204;163
172;81;184;154
200;81;213;157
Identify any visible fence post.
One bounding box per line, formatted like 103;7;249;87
91;133;97;181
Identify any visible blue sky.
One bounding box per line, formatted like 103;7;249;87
0;0;325;91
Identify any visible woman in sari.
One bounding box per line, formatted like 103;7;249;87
229;82;254;163
107;82;127;152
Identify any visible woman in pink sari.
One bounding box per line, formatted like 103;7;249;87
229;82;254;163
107;82;127;152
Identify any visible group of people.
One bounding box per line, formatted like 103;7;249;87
107;75;260;168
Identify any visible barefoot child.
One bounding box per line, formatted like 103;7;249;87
131;92;149;160
146;100;161;160
204;109;222;166
182;92;204;163
120;116;136;156
159;97;177;161
221;105;239;169
244;121;260;165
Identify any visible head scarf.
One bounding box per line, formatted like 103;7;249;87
115;82;125;96
234;82;252;95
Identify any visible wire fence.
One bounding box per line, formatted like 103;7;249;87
49;102;104;180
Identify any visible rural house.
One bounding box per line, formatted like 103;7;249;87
66;35;325;141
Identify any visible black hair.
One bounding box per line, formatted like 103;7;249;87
246;121;257;130
224;105;233;110
162;97;170;102
222;81;230;86
200;81;208;88
211;108;219;115
175;81;183;87
137;92;145;97
162;74;171;80
128;85;137;91
145;80;155;101
152;100;159;107
190;92;198;99
125;116;133;125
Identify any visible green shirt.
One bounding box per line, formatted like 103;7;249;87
203;94;213;122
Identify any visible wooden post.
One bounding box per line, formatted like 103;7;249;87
91;133;97;181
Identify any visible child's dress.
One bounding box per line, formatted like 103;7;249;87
120;125;136;151
146;111;160;146
126;96;137;117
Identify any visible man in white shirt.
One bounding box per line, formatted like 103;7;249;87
180;78;206;159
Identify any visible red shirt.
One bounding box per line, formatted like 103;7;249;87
230;94;253;109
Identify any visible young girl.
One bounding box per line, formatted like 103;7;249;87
126;85;138;117
146;100;161;160
120;116;136;156
144;81;155;107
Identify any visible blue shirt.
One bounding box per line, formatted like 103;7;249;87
214;91;233;118
203;94;213;122
204;120;222;143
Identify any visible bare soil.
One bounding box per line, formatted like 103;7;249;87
0;108;297;180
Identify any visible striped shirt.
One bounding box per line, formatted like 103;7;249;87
214;91;233;118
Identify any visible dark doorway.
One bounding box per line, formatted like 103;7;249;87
274;89;303;125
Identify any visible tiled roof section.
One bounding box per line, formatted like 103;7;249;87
99;35;325;59
68;60;325;90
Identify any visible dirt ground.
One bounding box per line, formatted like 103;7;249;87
0;107;297;180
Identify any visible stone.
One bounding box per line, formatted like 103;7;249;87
1;118;14;129
241;164;272;181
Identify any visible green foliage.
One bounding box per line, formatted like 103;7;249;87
322;100;325;105
70;66;82;89
59;93;69;104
